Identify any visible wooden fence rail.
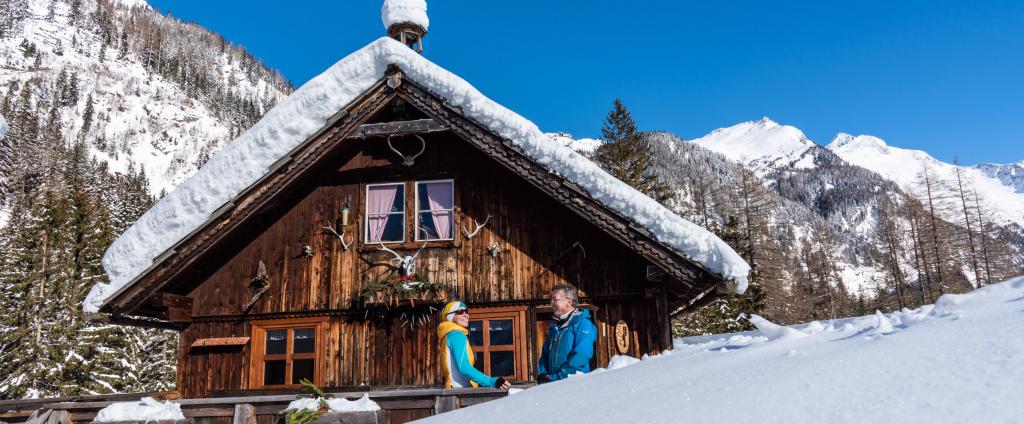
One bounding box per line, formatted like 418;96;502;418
0;386;521;424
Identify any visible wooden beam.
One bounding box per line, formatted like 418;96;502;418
84;313;184;331
231;404;256;424
348;118;446;139
191;337;250;349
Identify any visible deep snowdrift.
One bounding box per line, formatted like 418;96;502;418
418;277;1024;423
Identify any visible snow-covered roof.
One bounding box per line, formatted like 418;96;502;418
86;37;750;313
417;276;1024;423
382;0;429;31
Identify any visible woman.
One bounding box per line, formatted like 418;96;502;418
437;301;512;389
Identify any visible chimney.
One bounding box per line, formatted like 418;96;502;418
382;0;429;53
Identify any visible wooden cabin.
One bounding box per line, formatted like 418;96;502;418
83;3;748;421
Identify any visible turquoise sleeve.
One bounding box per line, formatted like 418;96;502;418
447;331;499;387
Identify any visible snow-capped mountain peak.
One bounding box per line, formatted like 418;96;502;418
691;117;819;174
828;133;1024;230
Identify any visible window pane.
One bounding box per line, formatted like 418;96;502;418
418;181;453;211
369;213;404;243
473;352;484;373
489;319;514;345
467;321;483;346
369;184;404;213
418;211;453;240
266;330;287;355
292;359;315;385
264;360;286;385
293;328;316;354
490;351;515;377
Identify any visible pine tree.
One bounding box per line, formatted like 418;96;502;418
592;99;672;203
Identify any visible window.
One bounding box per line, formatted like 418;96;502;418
250;318;326;388
366;183;405;243
466;306;527;381
416;180;454;241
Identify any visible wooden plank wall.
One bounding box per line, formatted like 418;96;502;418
177;132;667;397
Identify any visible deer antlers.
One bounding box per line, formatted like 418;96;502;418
387;134;426;166
322;223;353;250
377;238;430;276
461;214;491;240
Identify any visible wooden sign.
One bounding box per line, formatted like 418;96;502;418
614;320;630;354
191;337;250;348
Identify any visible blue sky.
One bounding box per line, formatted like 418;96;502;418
148;1;1023;165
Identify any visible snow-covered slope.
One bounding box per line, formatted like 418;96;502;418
546;132;602;155
418;276;1024;423
975;161;1024;194
0;0;289;195
0;112;6;139
828;134;1024;231
691;117;820;175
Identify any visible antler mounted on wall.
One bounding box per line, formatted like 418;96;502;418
323;222;353;250
377;239;429;276
244;260;271;311
461;214;491;240
387;134;426;166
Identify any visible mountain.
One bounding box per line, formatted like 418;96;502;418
690;117;823;175
828;134;1024;233
0;0;290;399
0;0;291;198
975;162;1024;194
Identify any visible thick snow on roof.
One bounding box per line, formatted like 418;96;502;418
381;0;429;31
419;277;1024;423
87;37;749;313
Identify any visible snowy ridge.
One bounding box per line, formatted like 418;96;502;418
418;277;1024;423
546;132;602;155
975;161;1024;194
828;133;1024;230
88;37;750;313
381;0;429;31
691;117;819;175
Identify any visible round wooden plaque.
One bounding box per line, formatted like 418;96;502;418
614;320;630;354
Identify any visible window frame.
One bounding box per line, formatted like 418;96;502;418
467;306;528;382
414;179;456;242
249;317;328;389
364;182;406;244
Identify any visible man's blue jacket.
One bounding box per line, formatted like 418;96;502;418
537;308;597;381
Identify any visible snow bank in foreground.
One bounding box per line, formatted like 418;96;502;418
88;37;748;313
382;0;428;31
417;277;1024;424
287;394;381;413
93;397;184;422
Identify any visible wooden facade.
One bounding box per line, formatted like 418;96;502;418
95;71;727;401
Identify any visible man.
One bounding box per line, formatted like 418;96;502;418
437;301;512;389
537;284;596;383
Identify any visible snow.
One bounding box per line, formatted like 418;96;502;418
381;0;429;31
546;132;603;155
286;394;381;413
828;133;1024;231
88;36;750;312
93;397;185;422
691;117;819;175
417;276;1024;423
0;112;6;140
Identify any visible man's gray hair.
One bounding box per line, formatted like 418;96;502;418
550;284;578;306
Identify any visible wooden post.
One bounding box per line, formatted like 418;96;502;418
433;395;457;414
231;404;255;424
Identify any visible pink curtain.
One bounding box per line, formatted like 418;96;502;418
368;185;398;242
425;182;453;239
